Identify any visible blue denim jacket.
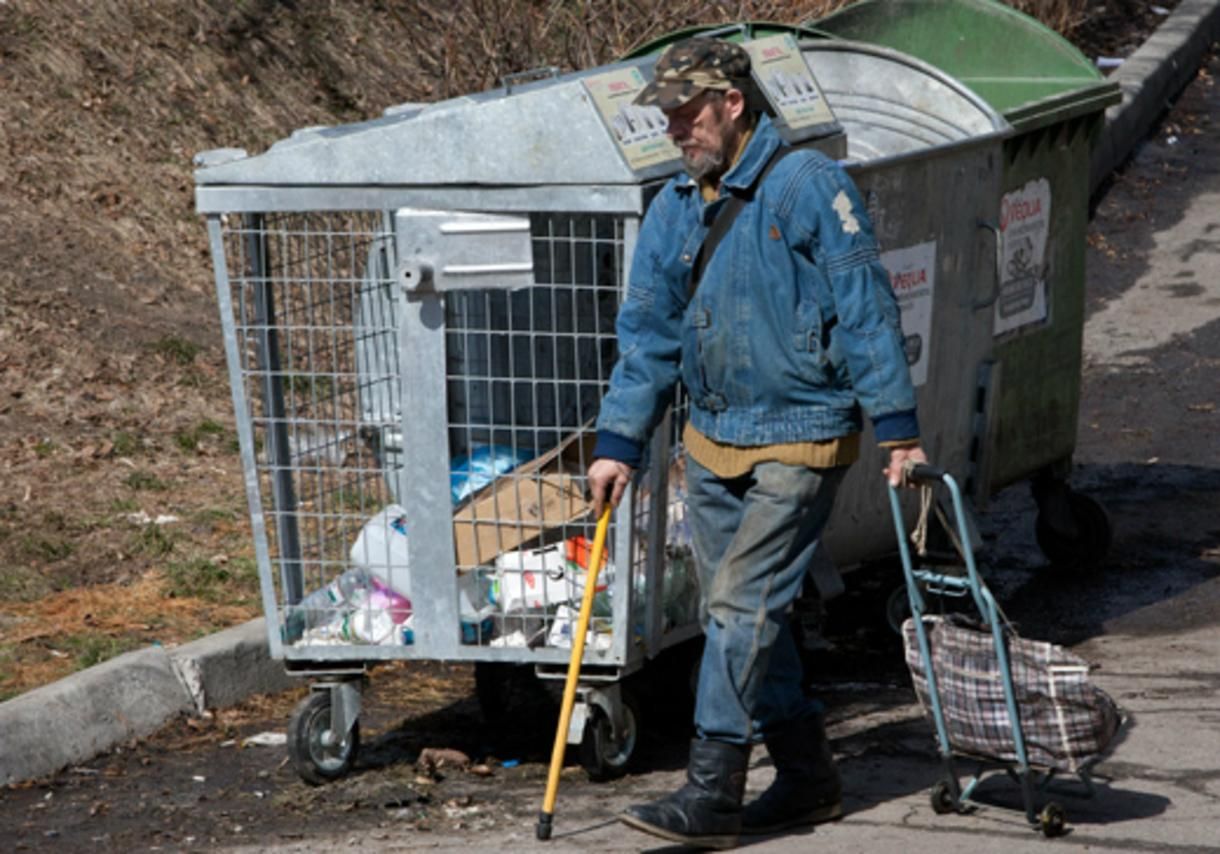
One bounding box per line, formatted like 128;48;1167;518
595;114;918;466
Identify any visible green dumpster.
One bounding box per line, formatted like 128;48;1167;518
813;0;1120;566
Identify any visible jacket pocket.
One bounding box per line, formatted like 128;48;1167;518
792;298;823;360
682;306;709;400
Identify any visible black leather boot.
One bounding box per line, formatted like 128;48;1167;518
620;738;751;849
741;714;842;834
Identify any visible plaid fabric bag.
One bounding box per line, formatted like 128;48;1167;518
902;614;1122;772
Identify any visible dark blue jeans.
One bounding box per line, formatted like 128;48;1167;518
685;454;847;744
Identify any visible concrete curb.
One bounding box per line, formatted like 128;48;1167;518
0;647;194;786
2;2;1217;789
1090;0;1220;195
167;618;296;712
0;619;294;786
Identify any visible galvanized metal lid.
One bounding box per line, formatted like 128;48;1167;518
799;39;1011;162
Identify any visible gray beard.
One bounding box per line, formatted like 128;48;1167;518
682;148;727;181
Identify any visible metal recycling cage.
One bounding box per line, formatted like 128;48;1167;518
195;39;857;782
813;0;1122;566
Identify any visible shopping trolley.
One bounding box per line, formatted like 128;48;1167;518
888;464;1122;838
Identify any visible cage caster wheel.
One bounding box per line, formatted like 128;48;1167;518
930;779;958;815
579;690;640;782
287;690;361;785
1039;802;1067;837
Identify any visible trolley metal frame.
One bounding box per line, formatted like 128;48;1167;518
889;465;1102;837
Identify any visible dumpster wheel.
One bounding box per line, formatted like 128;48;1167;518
579;688;640;782
288;691;361;785
1035;490;1112;568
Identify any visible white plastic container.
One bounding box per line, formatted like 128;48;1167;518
490;544;572;613
349;504;411;598
490;539;612;615
546;604;613;651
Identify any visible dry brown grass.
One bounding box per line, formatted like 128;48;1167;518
0;569;258;698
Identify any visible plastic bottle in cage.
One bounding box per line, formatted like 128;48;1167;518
283;567;373;643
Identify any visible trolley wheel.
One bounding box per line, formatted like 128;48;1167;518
287;691;360;786
579;689;641;782
930;779;958;815
1039;802;1067;837
1035;490;1112;568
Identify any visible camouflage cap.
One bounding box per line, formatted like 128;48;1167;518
633;37;752;110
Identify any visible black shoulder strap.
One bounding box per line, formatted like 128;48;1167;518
688;144;798;299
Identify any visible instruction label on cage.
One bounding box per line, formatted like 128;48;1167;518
744;34;836;131
881;240;936;387
996;178;1051;336
584;68;680;171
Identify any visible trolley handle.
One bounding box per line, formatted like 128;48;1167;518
904;461;948;485
890;460;994;621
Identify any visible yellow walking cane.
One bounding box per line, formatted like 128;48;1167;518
536;505;612;841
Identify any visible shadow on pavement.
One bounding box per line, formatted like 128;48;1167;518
984;462;1220;647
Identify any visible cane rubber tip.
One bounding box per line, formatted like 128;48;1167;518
536;811;553;840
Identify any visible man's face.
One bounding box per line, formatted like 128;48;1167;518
662;89;737;181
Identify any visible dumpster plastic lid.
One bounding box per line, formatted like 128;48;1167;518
811;0;1120;131
800;40;1010;163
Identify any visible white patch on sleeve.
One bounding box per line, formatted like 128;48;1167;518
833;190;860;235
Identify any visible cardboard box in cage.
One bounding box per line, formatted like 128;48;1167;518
452;430;595;566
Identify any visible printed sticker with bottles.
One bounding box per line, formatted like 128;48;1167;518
583;67;680;171
743;34;836;131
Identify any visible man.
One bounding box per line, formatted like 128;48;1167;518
586;37;927;849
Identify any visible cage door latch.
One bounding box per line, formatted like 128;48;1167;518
395;208;535;295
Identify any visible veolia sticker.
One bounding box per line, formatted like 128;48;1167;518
996;178;1051;336
583;67;680;171
880;240;936;387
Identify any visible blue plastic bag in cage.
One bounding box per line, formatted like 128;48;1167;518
449;445;535;505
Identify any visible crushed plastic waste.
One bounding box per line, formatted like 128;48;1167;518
546;604;613;652
288;443;697;651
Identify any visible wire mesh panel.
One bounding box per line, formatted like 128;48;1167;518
215;211;401;649
435;236;700;659
211;206;698;666
443;214;625;652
